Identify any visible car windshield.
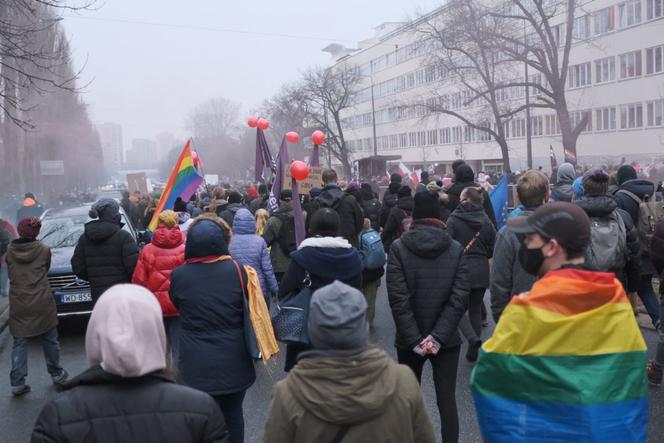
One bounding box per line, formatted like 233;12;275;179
38;214;132;249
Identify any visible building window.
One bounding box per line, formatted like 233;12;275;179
544;114;561;135
553;23;566;47
647;100;664;126
568;62;592;88
531;116;544;136
594;7;615;35
595;57;616;83
439;128;451;144
619;50;642;78
512;118;526;138
646;45;664;74
408;132;417;147
595;107;617;130
620;103;644;128
571;110;593;132
618;0;642;27
647;0;664;19
573;15;590;39
427;130;438;145
399;133;408;148
452;126;462;143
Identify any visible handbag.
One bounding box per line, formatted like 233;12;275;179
271;271;312;345
233;261;261;360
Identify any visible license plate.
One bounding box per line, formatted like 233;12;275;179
59;292;92;304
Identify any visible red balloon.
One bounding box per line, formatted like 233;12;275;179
247;117;258;128
285;131;300;143
290;160;309;181
311;130;325;145
257;118;270;130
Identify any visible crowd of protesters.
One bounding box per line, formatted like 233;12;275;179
1;156;663;442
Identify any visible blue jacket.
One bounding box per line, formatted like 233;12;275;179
230;209;278;299
170;218;256;396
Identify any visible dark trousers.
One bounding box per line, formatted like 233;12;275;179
397;346;461;443
459;288;486;342
638;274;661;328
214;390;246;443
285;343;311;372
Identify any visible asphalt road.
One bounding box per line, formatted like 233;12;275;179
0;284;662;443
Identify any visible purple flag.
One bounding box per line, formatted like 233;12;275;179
309;144;320;167
255;128;276;183
269;136;306;246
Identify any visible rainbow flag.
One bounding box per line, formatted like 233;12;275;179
564;148;577;163
148;139;204;231
471;268;648;442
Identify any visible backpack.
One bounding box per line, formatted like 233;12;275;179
586;210;627;273
274;212;297;257
361;198;381;230
617;189;664;257
396;209;413;238
360;229;386;270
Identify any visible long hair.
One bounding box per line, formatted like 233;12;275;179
255;209;269;236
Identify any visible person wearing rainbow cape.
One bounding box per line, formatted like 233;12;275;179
472;202;648;442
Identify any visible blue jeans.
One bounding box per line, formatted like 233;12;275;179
638;274;661;328
10;328;64;387
0;266;8;296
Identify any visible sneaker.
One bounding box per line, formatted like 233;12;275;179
11;385;31;397
647;361;662;386
466;339;482;363
52;369;69;387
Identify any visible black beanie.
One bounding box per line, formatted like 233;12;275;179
390;173;403;184
617;165;637;185
413;191;442;220
397;185;412;198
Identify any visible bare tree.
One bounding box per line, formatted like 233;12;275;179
260;82;311;160
487;0;588;160
418;0;535;173
300;65;361;178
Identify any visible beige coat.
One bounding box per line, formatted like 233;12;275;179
6;239;57;337
263;348;436;443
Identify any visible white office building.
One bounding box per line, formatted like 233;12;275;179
329;0;664;175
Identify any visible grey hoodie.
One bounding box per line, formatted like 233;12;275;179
551;163;576;202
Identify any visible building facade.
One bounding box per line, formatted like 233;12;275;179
125;138;158;169
331;0;664;175
96;122;123;175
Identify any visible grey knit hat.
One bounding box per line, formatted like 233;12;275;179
89;198;120;221
308;281;369;351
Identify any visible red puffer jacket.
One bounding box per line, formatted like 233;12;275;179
132;225;185;316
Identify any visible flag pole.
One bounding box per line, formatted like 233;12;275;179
190;138;213;198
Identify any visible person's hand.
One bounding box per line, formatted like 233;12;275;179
420;335;441;356
413;344;426;356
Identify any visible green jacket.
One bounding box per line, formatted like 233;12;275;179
263;348;435;443
262;203;292;274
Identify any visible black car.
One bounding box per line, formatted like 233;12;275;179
38;205;139;316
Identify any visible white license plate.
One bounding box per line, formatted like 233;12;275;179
60;292;92;304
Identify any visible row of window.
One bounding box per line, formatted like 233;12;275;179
569;45;664;87
346;100;664;152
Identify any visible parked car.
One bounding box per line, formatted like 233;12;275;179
38;205;139;316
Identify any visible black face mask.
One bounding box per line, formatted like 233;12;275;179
518;243;546;276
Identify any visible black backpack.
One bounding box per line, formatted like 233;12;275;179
361;198;381;230
274;212;297;256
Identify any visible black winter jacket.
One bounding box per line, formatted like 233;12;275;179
446;203;496;289
387;221;469;350
380;191;399;229
575;195;641;292
71;220;139;299
170;220;255;396
307;185;364;249
381;196;413;251
445;181;497;227
219;203;245;228
31;367;228;443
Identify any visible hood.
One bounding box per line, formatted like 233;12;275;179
84;220;122;242
292;237;362;281
232;208;256;235
7;239;43;264
450;202;488;230
557;162;576;183
396;196;414;211
286;348;398;424
455;164;475;183
86;284;167;378
151;225;184;249
619;179;656;199
400;224;451;258
317;186;345;208
551;183;574;202
575;195;618;218
185;218;229;259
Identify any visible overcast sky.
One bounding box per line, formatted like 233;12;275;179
62;0;442;148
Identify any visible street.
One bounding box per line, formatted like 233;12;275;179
1;284;663;443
